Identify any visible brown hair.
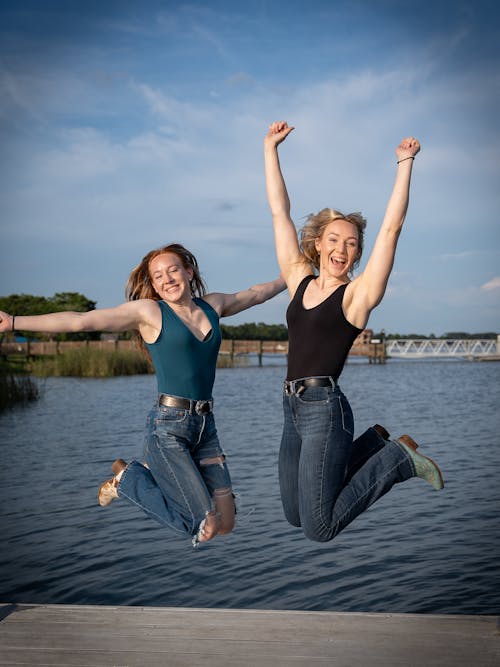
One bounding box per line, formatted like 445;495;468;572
125;243;207;355
300;208;367;272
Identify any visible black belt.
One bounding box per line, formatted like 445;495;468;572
159;394;213;414
284;376;336;395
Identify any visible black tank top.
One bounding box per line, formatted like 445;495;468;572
286;275;363;382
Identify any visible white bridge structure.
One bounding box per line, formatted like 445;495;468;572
384;338;499;359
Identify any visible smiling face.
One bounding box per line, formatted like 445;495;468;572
148;252;194;304
314;218;360;280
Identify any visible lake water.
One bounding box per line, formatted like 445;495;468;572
1;358;499;614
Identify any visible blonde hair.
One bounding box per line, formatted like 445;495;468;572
125;243;207;355
300;208;367;271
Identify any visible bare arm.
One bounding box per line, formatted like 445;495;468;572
346;137;421;328
264;121;310;294
0;300;159;335
204;276;287;318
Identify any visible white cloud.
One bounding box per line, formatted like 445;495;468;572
482;277;500;291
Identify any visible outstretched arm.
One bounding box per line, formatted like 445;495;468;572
204;276;286;318
264;121;310;294
346;137;421;328
0;300;155;335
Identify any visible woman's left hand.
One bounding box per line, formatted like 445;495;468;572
264;120;294;149
396;137;421;162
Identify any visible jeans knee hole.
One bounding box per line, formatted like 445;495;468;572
213;487;232;498
200;455;225;467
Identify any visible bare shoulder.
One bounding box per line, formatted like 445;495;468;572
139;298;162;312
138;299;163;326
115;298;159;315
342;276;371;329
203;292;226;315
344;274;372;304
286;264;314;299
135;299;163;342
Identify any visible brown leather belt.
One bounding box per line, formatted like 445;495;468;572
159;394;213;414
284;376;336;395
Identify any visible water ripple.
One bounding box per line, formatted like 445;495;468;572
1;361;499;613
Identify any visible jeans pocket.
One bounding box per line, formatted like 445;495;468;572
297;386;329;404
338;394;354;436
155;406;188;424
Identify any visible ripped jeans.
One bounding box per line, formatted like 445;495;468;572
117;396;232;542
279;379;414;542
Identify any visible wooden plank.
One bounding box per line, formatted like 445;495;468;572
0;604;498;667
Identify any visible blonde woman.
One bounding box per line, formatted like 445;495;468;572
264;121;443;543
0;243;285;547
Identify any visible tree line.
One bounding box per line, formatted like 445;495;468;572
385;332;497;340
0;293;101;341
221;322;288;341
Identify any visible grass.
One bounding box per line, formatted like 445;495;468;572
31;348;153;377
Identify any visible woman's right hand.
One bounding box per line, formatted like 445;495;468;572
0;311;14;333
264;120;294;149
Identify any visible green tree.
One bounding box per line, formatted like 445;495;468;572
48;292;96;312
443;331;497;340
0;294;51;317
221;322;288;341
0;292;99;341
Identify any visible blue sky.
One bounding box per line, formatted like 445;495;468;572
1;0;499;335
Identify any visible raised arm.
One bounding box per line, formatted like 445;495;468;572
0;300;157;335
264;121;309;293
204;276;286;318
346;137;421;328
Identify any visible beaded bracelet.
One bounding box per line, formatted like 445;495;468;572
397;156;415;164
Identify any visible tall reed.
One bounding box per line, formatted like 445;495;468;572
0;370;40;411
32;348;152;377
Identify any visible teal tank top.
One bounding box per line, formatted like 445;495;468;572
146;298;222;400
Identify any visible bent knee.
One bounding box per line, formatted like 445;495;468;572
303;529;333;543
302;519;336;543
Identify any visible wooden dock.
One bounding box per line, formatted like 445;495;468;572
0;604;498;666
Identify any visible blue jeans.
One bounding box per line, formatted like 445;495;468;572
117;398;232;541
279;379;414;542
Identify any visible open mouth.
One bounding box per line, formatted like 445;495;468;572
330;256;346;268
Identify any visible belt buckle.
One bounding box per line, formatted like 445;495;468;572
195;400;210;414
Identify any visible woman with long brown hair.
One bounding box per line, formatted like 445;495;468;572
0;243;285;547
